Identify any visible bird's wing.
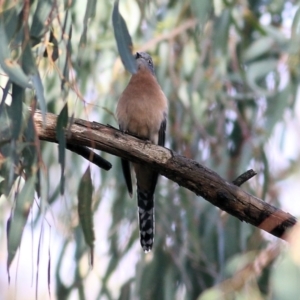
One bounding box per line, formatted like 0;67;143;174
149;116;167;194
158;113;167;147
121;159;133;197
119;125;133;197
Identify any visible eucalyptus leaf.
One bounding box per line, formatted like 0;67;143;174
77;166;95;266
246;59;278;94
79;0;97;48
31;72;47;121
244;36;275;61
271;253;300;300
0;80;11;116
265;84;291;136
0;5;19;43
30;0;54;45
10;83;24;140
213;8;231;56
7;175;36;277
56;103;68;195
0;20;31;88
112;0;136;74
191;0;212;28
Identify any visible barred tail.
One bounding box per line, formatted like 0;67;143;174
137;188;154;252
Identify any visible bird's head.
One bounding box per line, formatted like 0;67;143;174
135;52;155;75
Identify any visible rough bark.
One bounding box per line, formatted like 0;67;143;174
33;110;297;240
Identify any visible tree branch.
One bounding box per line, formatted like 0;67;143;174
232;169;257;187
33;110;297;240
65;143;112;171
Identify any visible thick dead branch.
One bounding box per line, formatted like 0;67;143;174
33;110;297;240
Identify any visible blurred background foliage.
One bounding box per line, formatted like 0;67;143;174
0;0;300;299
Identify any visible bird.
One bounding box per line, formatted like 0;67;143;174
116;52;168;252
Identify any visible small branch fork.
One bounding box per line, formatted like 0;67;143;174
33;110;297;240
232;169;257;187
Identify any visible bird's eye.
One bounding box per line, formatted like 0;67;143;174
148;59;153;66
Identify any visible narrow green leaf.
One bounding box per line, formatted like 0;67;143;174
0;127;9;146
0;20;31;88
291;6;300;37
21;38;47;120
35;167;41;199
79;0;97;48
21;41;36;75
61;25;72;91
0;10;16;50
56;103;68;195
62;9;69;39
0;80;11;116
77;166;95;266
1;62;32;89
31;73;47;121
35;226;43;299
271;252;300;300
246;59;278;94
191;0;212;28
48;246;51;297
118;279;133;300
55;240;72;299
213;8;231;56
85;0;97;20
10;83;24;140
244;36;275;61
30;0;54;46
265;84;291;136
0;5;19;43
7;175;36;277
23;113;37;177
112;0;137;74
74;225;87;261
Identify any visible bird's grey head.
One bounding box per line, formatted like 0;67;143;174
135;52;155;75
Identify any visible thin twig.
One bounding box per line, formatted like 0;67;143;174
232;169;257;187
